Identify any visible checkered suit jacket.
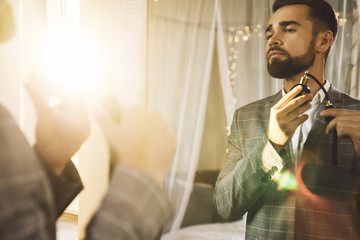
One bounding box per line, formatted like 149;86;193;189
0;104;56;239
0;104;83;239
214;85;360;240
86;165;172;240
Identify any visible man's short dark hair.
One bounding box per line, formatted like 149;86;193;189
273;0;338;58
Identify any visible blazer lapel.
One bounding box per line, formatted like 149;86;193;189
303;84;342;152
303;103;326;150
269;90;282;106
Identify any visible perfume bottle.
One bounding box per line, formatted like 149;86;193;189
291;70;311;98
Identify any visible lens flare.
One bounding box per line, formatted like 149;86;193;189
274;170;298;191
38;34;106;95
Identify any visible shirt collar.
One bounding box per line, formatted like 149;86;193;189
282;80;331;103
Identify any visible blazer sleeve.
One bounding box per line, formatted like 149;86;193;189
85;165;172;240
0;105;56;239
214;106;288;221
43;160;83;218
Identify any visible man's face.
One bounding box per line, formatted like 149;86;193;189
265;5;315;78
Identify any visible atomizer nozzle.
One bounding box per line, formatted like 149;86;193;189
326;100;334;108
300;70;310;85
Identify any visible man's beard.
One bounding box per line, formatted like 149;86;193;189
267;42;315;79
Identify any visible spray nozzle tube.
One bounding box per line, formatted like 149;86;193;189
301;71;338;166
300;70;310;86
292;70;311;98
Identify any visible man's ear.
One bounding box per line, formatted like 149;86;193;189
316;31;333;54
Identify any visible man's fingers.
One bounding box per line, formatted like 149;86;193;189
326;118;360;137
290;114;309;129
24;80;52;118
321;108;360;117
337;125;360;138
287;101;312;121
273;94;312;123
285;92;312;110
322;109;360;135
275;85;303;108
94;108;118;133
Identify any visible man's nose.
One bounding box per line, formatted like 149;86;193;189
268;33;282;46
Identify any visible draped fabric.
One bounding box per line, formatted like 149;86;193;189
147;0;360;237
326;0;360;98
216;0;277;127
148;0;217;233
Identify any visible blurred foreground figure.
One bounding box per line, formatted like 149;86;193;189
0;1;175;239
88;98;176;239
214;0;360;239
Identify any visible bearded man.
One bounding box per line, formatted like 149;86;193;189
214;0;360;239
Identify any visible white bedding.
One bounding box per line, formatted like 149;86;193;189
161;220;246;240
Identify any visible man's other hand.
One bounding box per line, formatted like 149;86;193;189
25;75;90;176
321;108;360;156
95;98;177;186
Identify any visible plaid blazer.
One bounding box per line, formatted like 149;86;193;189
0;104;56;239
0;105;82;239
86;165;172;240
214;85;360;240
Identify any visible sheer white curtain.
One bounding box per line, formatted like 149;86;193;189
326;0;360;98
216;0;279;127
148;0;216;233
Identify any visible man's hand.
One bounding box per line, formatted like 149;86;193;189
320;108;360;156
267;85;312;152
95;98;177;186
25;77;90;176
